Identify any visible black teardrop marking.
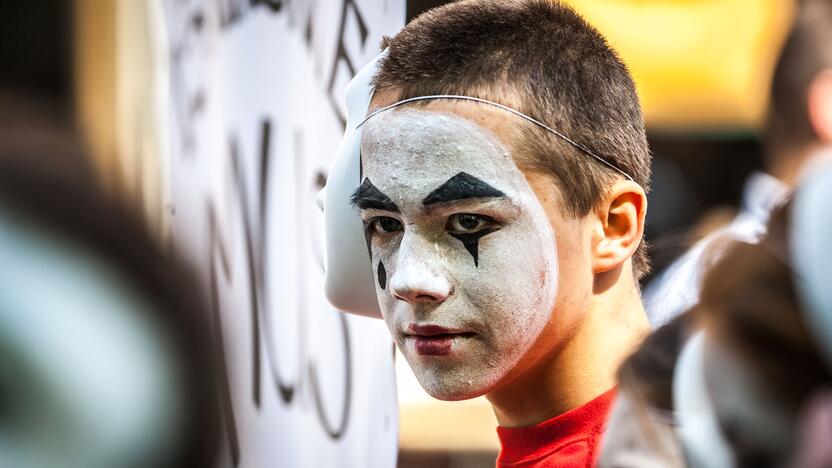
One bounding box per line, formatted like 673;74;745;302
449;227;499;267
377;261;387;289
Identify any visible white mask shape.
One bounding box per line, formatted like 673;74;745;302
355;108;558;400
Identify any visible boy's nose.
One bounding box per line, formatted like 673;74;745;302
390;268;452;305
388;237;452;305
390;264;451;305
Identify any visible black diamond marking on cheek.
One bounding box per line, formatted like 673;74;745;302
377;261;387;289
450;227;500;267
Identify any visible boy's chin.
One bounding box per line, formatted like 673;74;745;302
413;369;499;401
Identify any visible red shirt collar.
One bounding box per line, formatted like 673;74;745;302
496;387;617;466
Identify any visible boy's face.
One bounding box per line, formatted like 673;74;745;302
356;103;585;400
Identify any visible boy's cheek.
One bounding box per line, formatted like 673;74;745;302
550;216;591;271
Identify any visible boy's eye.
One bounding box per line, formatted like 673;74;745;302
371;217;403;235
447;214;494;234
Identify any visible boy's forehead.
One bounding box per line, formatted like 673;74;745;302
352;107;566;221
360;108;519;190
360;104;517;159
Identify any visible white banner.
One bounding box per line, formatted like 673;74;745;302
161;1;404;466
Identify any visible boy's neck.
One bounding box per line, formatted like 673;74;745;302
486;272;650;428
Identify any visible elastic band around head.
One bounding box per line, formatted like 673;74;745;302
356;94;635;182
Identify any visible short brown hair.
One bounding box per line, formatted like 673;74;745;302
373;0;651;278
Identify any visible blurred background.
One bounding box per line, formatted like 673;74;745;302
0;0;797;467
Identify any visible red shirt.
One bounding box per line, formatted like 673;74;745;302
495;388;617;468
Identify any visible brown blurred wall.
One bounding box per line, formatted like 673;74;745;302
74;0;118;192
73;0;169;239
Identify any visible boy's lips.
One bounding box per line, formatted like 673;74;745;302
404;324;476;356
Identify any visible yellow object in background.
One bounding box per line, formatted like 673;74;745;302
568;0;795;131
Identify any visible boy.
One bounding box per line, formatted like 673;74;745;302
349;1;651;465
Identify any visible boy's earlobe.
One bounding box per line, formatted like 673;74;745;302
592;180;647;274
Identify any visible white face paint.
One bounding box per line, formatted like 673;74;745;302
356;108;558;400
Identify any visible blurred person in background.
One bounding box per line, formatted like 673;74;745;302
613;183;832;468
644;0;832;327
597;313;690;468
790;165;832;468
0;155;220;468
686;199;832;468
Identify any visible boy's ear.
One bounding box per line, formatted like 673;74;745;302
591;180;647;274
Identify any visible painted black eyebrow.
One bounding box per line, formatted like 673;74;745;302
422;172;506;206
350;178;400;212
